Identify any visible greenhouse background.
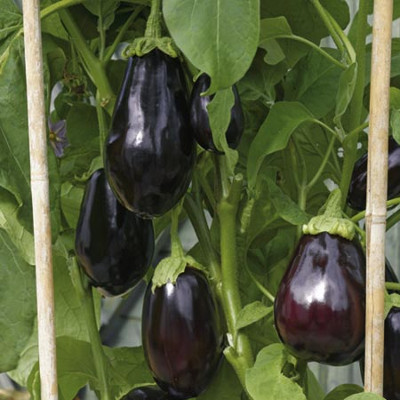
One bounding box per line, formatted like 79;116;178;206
1;0;399;398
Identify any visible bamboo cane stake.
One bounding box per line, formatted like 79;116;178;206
364;0;393;394
22;1;58;399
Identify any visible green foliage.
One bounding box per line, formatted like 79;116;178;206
0;0;394;399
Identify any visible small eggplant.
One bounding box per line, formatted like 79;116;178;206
347;136;400;210
274;232;366;365
75;168;154;297
189;73;244;153
142;267;223;399
121;386;168;400
105;50;196;218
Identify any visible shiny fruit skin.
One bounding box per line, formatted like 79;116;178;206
347;136;400;210
121;386;168;400
189;73;244;153
274;232;366;365
142;267;223;399
105;50;196;218
384;307;400;400
75;168;154;297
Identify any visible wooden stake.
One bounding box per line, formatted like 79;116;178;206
22;1;58;399
364;0;393;394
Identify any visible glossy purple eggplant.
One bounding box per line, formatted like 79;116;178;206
105;50;196;218
142;267;223;399
189;73;244;153
383;307;400;400
75;168;154;297
121;386;168;400
347;136;400;210
274;232;366;365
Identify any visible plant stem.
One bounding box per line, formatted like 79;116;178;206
144;0;162;38
274;34;346;69
103;6;145;64
59;9;115;114
71;262;111;400
386;282;400;291
312;118;344;142
40;0;84;20
95;90;108;162
244;263;275;303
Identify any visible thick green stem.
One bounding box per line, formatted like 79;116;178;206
145;0;162;38
218;173;253;370
40;0;84;20
71;262;111;400
59;9;115;113
95;90;108;162
170;205;184;258
386;282;400;291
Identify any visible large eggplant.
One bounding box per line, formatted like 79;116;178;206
347;136;400;210
189;73;244;153
142;267;223;399
105;50;196;218
75;168;154;296
274;232;366;365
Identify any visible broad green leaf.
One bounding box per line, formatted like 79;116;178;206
385;293;400;319
163;0;259;93
40;0;69;40
334;63;358;130
61;182;84;229
0;0;22;42
207;88;238;175
236;301;272;330
246;344;306;400
390;87;400;109
247;102;315;188
344;393;385;400
84;0;120;30
0;230;36;372
391;109;400;144
266;177;310;226
306;368;325;400
324;384;363;400
284;49;342;118
198;358;243;400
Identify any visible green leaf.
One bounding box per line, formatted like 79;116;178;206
236;301;272;330
247;102;315;188
61;182;84;229
306;368;325;400
334;63;358;130
0;0;22;42
246;344;306;400
344;393;385;400
84;0;120;31
284;49;342;118
391;109;400;144
385;292;400;318
266;177;310;225
198;358;243;400
163;0;259;92
207;88;239;174
324;384;363;400
0;230;36;372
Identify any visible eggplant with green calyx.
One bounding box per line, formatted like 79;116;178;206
347;136;400;211
274;190;366;365
75;168;154;297
189;73;244;153
105;50;196;218
142;266;223;399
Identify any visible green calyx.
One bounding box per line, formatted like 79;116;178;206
123;0;179;59
302;189;355;241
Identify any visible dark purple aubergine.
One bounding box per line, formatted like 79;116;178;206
142;267;223;399
189;73;244;153
75;168;154;297
105;50;196;218
121;386;168;400
347;136;400;210
383;307;400;400
274;232;366;365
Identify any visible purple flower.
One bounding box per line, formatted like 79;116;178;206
48;118;69;158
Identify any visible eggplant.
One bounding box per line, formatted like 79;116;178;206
347;136;400;210
274;232;366;365
105;50;196;218
189;73;244;153
75;168;154;297
142;267;223;399
121;386;168;400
